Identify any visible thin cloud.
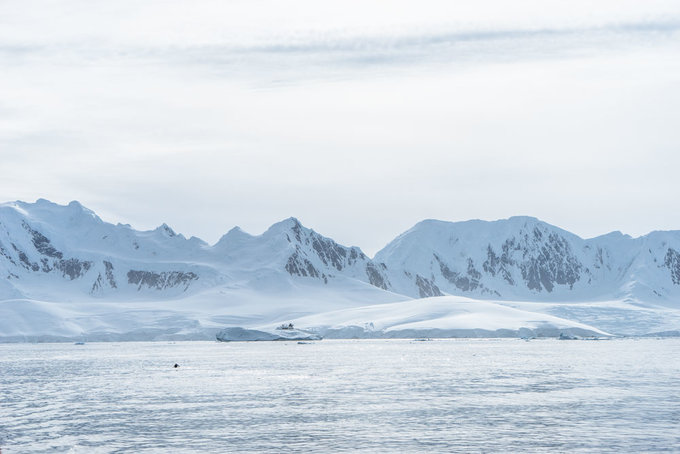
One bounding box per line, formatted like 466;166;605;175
1;2;679;253
1;20;679;79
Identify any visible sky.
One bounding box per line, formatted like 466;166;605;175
1;0;679;255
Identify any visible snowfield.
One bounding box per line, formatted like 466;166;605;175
284;296;611;339
1;199;679;341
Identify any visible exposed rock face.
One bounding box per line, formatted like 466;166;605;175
366;262;390;290
90;261;119;294
665;248;680;285
436;254;486;293
285;249;322;279
12;242;40;271
23;221;63;259
104;261;117;288
0;241;16;266
4;221;93;280
264;218;390;290
127;270;198;291
55;258;92;280
308;230;359;271
414;274;442;298
481;228;585;293
483;245;515;285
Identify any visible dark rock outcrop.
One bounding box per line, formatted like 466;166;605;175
127;270;198;291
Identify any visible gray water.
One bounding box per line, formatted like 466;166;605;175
1;339;679;453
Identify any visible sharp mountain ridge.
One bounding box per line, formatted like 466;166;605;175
1;199;680;305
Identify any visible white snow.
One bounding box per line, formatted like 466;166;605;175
285;296;610;338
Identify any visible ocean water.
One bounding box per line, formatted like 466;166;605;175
1;338;679;453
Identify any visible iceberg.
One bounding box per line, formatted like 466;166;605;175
215;326;322;342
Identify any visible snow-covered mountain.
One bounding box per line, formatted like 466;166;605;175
213;217;390;292
375;216;680;303
1;199;680;341
0;200;390;303
1;199;213;302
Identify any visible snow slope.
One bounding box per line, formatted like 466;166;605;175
282;296;610;339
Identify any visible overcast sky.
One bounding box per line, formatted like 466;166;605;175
1;0;679;255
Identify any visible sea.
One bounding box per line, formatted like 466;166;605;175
1;338;679;453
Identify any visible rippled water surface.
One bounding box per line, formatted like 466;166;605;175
2;339;680;453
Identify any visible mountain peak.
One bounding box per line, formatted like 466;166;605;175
277;216;303;228
505;215;540;224
591;230;631;241
155;223;177;237
8;199;101;225
265;217;305;236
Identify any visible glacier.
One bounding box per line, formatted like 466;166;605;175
1;199;679;341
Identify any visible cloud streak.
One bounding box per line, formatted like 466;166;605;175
1;1;680;254
2;19;679;81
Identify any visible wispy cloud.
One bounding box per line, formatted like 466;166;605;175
2;19;679;82
1;1;680;252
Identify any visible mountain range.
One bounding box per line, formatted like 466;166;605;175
1;199;679;341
